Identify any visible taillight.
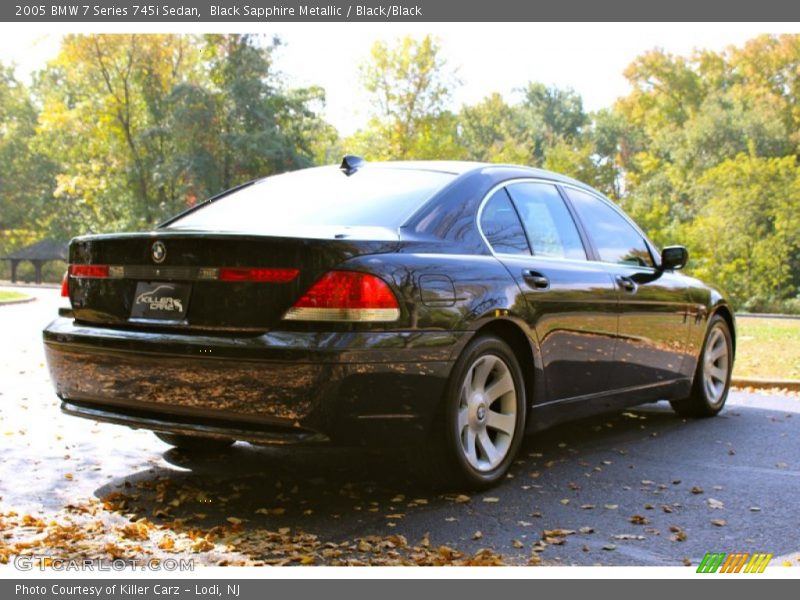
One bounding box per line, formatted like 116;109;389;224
283;271;400;322
68;264;109;278
60;272;69;297
219;267;299;283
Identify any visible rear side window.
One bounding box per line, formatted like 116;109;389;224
506;182;587;260
564;188;655;268
479;189;530;255
167;166;455;233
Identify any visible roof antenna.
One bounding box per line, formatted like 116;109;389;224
340;155;366;176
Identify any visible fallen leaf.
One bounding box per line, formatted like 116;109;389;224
255;507;286;516
602;544;617;551
690;486;704;494
612;534;645;540
711;519;727;527
158;536;175;551
579;526;594;534
707;498;724;510
604;504;618;510
472;531;483;540
629;515;649;525
482;497;500;503
669;526;688;542
543;529;575;537
580;504;595;510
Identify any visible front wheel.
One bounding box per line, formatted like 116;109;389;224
670;315;733;418
412;334;527;489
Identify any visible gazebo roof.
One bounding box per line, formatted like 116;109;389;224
2;239;68;261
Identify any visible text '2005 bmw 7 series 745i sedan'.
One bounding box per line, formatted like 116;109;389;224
43;156;735;488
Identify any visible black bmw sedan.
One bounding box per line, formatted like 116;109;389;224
44;157;735;488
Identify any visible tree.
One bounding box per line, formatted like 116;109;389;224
34;34;336;237
348;35;464;160
0;64;56;254
688;153;800;309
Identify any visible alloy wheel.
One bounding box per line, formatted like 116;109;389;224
457;354;518;472
702;325;730;407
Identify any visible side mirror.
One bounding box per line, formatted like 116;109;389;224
661;245;688;270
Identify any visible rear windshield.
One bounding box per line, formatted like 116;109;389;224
166;166;455;232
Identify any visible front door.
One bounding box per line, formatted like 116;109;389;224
563;186;690;388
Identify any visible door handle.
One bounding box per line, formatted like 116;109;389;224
523;270;550;289
616;275;637;293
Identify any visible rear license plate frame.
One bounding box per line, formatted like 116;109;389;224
130;281;191;322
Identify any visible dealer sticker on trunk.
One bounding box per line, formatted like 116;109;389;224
130;281;191;321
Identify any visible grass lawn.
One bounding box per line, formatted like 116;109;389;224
0;290;30;304
734;318;800;381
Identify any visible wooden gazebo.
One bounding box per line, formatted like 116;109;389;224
2;239;68;284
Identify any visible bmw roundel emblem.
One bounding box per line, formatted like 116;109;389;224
152;241;166;264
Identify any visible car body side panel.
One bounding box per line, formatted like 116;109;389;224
490;255;620;400
603;265;692;387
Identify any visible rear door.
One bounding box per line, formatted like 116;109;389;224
562;186;691;387
480;182;619;401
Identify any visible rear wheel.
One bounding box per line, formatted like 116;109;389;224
670;315;733;418
411;334;526;489
155;432;235;452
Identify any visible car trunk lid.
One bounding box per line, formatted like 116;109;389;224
67;230;399;331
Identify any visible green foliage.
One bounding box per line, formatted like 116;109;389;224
347;35;465;160
687;154;800;309
2;33;800;310
0;66;57;255
19;33;334;240
611;35;800;310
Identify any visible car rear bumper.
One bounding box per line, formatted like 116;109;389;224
43;317;468;446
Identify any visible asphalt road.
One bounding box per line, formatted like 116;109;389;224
1;286;799;566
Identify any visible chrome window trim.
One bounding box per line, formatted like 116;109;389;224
475;177;659;272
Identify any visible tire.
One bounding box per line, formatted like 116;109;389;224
411;334;527;489
670;315;733;418
155;432;235;452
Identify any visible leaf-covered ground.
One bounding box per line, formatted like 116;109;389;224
2;289;800;569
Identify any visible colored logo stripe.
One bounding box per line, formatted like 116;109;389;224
697;553;772;573
744;553;773;573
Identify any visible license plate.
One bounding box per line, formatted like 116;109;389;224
130;281;191;321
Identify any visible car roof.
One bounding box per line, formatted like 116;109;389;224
360;160;597;192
